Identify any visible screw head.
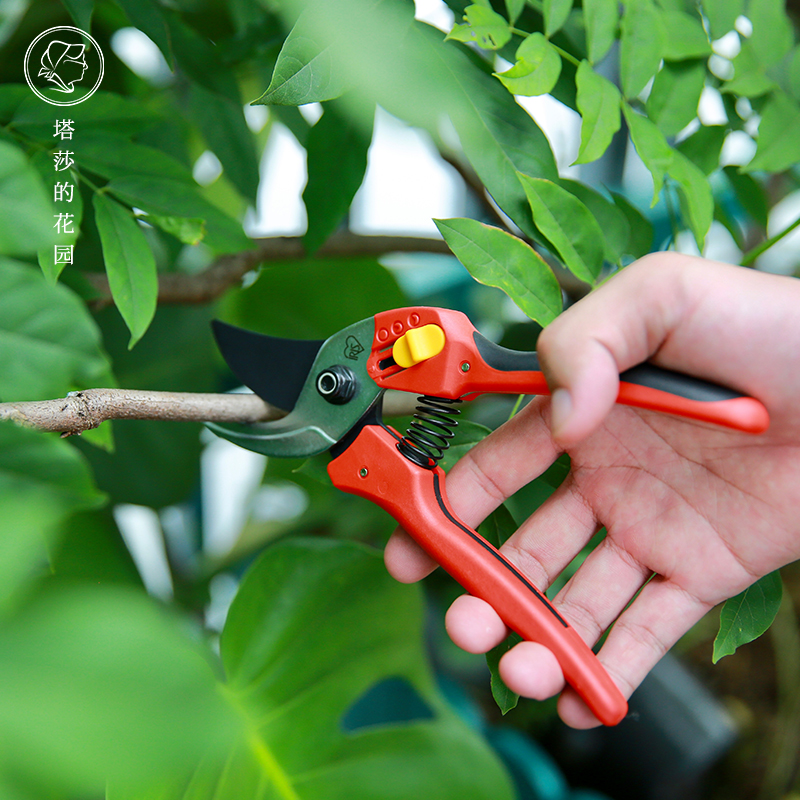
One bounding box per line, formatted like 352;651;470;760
359;467;368;478
316;365;358;404
460;361;471;372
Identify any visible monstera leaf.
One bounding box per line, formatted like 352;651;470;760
114;539;514;799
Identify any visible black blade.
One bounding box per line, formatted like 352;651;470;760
212;320;324;411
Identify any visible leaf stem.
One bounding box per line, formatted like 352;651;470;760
509;28;580;67
549;43;580;67
220;686;302;800
507;394;525;420
73;167;103;195
741;215;800;267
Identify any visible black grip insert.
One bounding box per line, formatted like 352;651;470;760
620;363;742;402
473;332;541;373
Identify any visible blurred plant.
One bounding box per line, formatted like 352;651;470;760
1;0;800;796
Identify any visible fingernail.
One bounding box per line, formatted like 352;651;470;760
550;388;572;438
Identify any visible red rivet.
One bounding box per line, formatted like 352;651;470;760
391;321;404;335
378;328;389;342
408;313;420;327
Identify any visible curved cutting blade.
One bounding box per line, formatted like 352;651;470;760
212;320;324;411
208;316;382;459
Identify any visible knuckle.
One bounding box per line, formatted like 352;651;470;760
501;541;553;591
556;594;606;645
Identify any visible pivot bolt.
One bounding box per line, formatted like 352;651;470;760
316;365;358;404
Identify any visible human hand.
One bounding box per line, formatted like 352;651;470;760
385;252;800;728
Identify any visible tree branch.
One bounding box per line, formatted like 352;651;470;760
0;389;418;437
84;232;452;307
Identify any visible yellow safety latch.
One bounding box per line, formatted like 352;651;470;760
392;324;446;368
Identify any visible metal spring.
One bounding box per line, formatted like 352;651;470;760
397;395;462;469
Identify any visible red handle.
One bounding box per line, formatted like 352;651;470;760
369;307;769;434
328;424;628;726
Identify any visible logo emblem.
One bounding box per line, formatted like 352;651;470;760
24;26;104;106
344;336;365;361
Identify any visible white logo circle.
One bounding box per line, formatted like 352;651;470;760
24;26;104;106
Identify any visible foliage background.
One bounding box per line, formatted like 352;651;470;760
1;0;800;797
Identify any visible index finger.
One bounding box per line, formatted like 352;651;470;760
384;395;561;583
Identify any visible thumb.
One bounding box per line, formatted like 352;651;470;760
536;254;692;446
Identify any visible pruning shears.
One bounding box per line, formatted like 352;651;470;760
209;306;769;727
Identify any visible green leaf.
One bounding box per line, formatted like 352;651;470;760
701;0;743;37
646;59;706;137
188;82;261;204
446;4;512;50
49;509;141;587
0;424;104;606
0;141;56;257
574;60;622;164
745;91;800;173
713;572;782;662
723;42;778;97
477;503;517;549
105;175;251;254
73;132;247;249
252;11;352;105
583;0;619;64
622;104;674;203
265;7;558;240
748;0;793;69
658;10;711;60
0;85;29;124
114;0;174;68
0;426;102;515
210;539;515;799
544;0;573;37
429;29;559;237
486;632;523;714
259;5;558;239
59;0;94;32
494;33;562;96
610;192;654;258
73;132;248;252
676;125;727;175
164;12;242;102
619;0;663;98
303;100;374;254
669;149;714;250
434;218;562;325
293;453;333;485
93;194;158;349
723;166;769;228
560;180;630;263
0;584;240;795
517;174;605;282
0;258;114;401
789;46;800;103
506;0;526;24
139;214;206;245
220;257;407;340
73;131;193;184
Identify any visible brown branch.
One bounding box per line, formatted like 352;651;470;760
0;389;418;437
84;232;452;307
